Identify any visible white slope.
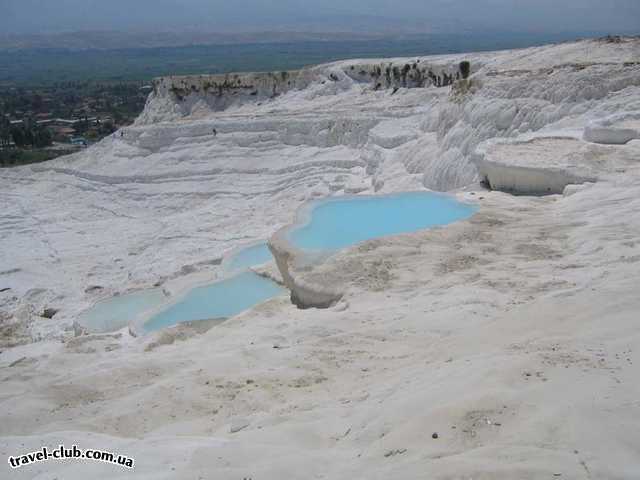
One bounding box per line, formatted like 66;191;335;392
1;37;640;479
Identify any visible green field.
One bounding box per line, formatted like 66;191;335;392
0;148;76;167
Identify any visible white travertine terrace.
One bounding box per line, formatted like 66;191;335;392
475;136;600;195
2;37;640;479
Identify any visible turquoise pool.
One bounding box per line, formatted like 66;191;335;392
78;241;281;334
142;271;284;333
288;191;476;251
78;289;166;333
79;191;474;334
225;242;273;273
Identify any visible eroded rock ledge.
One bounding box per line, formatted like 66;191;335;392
475;137;600;195
150;59;473;117
268;229;343;309
584;111;640;144
475;131;640;195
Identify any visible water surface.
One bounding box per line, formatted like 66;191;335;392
78;289;166;333
225;242;272;273
289;192;476;251
143;271;284;333
79;192;473;334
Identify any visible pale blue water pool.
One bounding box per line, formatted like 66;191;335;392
225;242;273;273
80;192;474;334
142;271;285;333
289;192;476;251
78;289;166;333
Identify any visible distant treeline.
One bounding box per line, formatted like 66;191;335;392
0;116;51;148
0;148;72;168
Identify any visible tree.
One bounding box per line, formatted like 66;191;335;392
75;116;89;134
0;116;11;147
459;61;471;80
100;120;116;135
33;127;52;148
11;127;26;147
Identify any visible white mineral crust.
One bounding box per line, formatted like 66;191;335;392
1;37;640;479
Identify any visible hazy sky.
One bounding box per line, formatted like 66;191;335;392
2;0;639;35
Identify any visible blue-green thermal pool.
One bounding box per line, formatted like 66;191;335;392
78;289;166;333
224;242;272;273
143;271;284;333
288;191;476;251
78;191;475;334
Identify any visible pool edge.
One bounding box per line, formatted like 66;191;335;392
268;190;478;309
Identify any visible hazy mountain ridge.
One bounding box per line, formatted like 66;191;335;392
0;30;390;51
2;26;630;52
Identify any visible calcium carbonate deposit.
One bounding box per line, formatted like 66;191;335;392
1;37;640;479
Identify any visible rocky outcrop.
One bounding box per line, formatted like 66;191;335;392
152;70;305;111
339;59;473;90
141;60;473;123
475;137;599;195
268;231;343;309
478;159;596;195
584;111;640;144
475;132;640;195
41;307;59;319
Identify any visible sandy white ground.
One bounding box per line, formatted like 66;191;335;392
1;37;640;479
